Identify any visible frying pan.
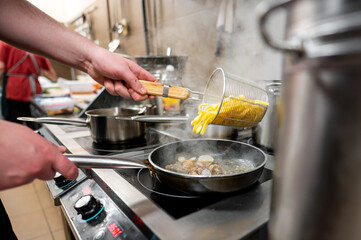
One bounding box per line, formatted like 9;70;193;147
66;139;267;194
18;107;148;143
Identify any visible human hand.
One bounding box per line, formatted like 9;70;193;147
0;121;78;190
86;47;157;101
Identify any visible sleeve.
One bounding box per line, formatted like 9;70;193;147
0;41;9;62
38;56;52;71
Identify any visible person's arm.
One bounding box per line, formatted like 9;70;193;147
0;61;4;77
40;67;57;82
0;0;156;100
0;120;78;190
40;58;57;82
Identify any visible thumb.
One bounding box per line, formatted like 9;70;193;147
53;154;78;180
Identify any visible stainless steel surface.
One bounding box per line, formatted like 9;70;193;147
258;0;303;53
60;178;148;240
20;107;148;143
92;168;272;240
258;1;361;239
85;107;146;143
201;124;238;139
130;115;189;123
18;117;88;126
253;81;281;150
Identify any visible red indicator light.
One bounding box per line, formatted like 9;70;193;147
133;215;144;226
108;222;123;238
82;187;91;195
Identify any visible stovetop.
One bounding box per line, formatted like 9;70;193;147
116;166;273;220
43;123;273;240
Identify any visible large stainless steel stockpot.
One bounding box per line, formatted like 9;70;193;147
258;0;361;240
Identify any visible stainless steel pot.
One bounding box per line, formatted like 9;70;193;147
18;107;147;143
252;81;281;150
66;139;267;194
258;1;361;239
201;125;238;139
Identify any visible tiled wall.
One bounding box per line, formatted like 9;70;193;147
106;0;286;90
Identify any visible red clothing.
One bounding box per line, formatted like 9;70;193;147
0;41;51;102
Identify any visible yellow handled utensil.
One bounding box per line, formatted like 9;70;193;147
139;80;202;100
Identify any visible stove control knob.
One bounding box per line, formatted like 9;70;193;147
53;172;73;189
74;195;103;220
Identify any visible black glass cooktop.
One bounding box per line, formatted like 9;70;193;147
72;127;179;155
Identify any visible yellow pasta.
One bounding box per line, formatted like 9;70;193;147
191;95;269;135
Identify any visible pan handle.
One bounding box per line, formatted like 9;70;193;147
17;117;88;126
65;154;148;169
129;115;189;123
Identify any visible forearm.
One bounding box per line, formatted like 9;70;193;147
0;0;97;72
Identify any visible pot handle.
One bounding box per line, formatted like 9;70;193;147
65;154;148;169
129;115;189;123
257;0;303;53
17;117;87;127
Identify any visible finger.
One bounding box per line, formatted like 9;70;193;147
127;60;157;82
38;168;56;181
104;79;117;96
120;70;147;95
58;146;67;153
128;88;149;101
114;80;132;99
53;155;79;180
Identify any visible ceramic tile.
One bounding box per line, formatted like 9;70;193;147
37;185;55;209
53;229;67;240
44;207;64;232
0;187;42;217
0;182;35;199
31;233;53;240
11;211;50;240
33;179;49;194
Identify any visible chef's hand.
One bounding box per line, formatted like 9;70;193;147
86;47;157;101
0;120;78;190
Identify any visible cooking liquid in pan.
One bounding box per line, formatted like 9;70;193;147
165;154;254;176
